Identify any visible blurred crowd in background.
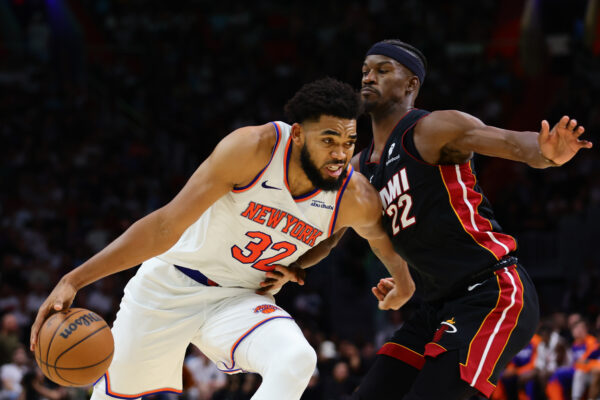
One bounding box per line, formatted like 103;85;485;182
1;0;599;399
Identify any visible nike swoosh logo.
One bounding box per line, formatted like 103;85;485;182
261;181;281;190
467;281;485;291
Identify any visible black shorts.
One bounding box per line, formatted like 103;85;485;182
378;263;539;398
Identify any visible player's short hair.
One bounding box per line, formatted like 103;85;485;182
382;39;428;73
284;77;361;124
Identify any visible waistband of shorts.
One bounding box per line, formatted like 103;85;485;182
174;265;220;287
466;256;519;286
432;256;519;304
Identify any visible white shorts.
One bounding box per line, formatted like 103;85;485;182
98;258;294;398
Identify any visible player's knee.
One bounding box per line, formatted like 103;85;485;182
272;341;317;381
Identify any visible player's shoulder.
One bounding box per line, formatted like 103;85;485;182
416;109;483;131
231;122;279;149
222;123;279;163
339;169;382;222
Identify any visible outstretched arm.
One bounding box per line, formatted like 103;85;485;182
415;111;592;167
31;124;277;349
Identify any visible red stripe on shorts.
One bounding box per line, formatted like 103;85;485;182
378;342;425;370
459;265;524;397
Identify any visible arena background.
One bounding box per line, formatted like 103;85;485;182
1;1;599;399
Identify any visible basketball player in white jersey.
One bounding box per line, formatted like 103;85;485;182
30;78;415;400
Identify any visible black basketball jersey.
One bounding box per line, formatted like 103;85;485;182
359;109;517;302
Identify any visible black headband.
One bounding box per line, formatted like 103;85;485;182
366;42;425;84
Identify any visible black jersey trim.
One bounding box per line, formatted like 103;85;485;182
364;108;416;165
400;112;437;166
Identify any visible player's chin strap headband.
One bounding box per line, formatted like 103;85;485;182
366;42;426;84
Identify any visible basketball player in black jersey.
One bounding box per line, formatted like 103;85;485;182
343;40;593;400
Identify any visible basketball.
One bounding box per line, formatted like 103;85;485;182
34;308;114;387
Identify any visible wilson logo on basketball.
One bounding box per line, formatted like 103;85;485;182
253;305;281;314
59;312;103;339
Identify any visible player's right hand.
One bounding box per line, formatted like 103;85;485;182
30;278;77;351
256;264;306;295
372;277;395;302
373;277;412;310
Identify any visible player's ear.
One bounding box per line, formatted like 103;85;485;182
406;76;419;95
291;123;305;146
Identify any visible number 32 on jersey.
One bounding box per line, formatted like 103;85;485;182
379;168;416;235
231;231;297;271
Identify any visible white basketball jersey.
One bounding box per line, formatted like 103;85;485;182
158;122;354;288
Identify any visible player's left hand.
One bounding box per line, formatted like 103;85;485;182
372;277;410;310
539;116;592;166
256;264;305;295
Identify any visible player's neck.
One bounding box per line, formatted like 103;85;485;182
370;102;413;149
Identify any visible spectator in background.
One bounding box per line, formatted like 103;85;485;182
535;322;571;394
572;319;599;399
18;368;67;400
317;340;338;378
582;345;600;400
322;361;359;400
546;318;598;400
184;347;226;400
374;309;405;350
0;316;20;368
338;340;363;377
211;374;258;400
0;346;29;400
300;368;323;400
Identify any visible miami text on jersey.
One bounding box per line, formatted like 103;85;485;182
240;201;324;246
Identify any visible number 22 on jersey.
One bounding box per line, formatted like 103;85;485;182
379;168;416;235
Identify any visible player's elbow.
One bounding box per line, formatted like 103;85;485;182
144;209;185;252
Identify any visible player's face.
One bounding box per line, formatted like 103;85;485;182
300;115;357;191
361;55;414;112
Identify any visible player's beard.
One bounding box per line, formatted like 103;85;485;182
361;97;378;113
300;144;347;192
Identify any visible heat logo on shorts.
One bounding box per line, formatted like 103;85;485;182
433;317;457;342
253;305;281;314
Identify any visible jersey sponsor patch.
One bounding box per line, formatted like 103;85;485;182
253;304;281;314
388;142;396;156
309;199;334;210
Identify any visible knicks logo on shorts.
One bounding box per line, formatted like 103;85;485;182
433;317;458;342
253;305;281;314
